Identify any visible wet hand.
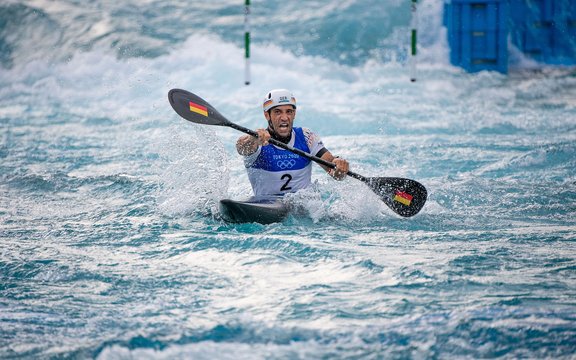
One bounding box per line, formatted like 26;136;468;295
332;158;349;180
255;128;271;146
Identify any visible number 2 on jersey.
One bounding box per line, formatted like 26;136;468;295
280;174;292;191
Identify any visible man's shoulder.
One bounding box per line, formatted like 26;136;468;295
298;127;317;136
299;127;324;152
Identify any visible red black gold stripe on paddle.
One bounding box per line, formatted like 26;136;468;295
189;101;208;117
394;191;413;206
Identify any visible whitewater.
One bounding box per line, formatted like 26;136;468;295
1;0;575;358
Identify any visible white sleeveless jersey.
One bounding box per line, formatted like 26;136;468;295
243;127;326;196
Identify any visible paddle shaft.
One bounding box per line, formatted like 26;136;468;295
227;121;367;182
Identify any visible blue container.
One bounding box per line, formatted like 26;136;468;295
444;0;509;73
508;0;575;65
444;0;576;72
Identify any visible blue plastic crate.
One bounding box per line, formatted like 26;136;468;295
445;0;509;73
444;0;576;72
509;0;576;65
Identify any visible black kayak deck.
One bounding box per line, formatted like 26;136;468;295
219;196;290;224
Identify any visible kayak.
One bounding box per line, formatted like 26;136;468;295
219;196;290;224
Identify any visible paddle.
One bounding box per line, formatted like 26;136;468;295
168;88;427;217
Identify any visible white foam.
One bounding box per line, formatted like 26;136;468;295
154;124;229;217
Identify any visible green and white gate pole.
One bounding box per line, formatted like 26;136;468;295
244;0;251;85
410;0;418;82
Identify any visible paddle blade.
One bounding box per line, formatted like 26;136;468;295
366;177;427;217
168;88;231;126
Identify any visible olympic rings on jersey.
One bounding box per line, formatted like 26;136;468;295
276;159;296;169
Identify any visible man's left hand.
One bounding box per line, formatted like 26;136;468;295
332;158;349;180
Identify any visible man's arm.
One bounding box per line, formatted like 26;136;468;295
303;127;349;180
236;129;271;156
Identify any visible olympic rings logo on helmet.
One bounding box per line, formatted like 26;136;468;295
276;159;296;170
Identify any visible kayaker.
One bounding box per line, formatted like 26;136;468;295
236;89;350;196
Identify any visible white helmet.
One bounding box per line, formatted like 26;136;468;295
262;89;297;112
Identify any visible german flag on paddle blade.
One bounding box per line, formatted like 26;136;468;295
189;101;208;117
394;191;413;206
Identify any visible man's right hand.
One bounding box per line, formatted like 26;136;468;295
236;128;271;155
254;128;271;146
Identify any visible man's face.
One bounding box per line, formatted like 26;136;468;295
265;105;296;138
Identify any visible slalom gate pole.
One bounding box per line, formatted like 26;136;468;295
410;0;418;82
244;0;251;85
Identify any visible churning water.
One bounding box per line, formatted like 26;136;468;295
1;0;575;358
